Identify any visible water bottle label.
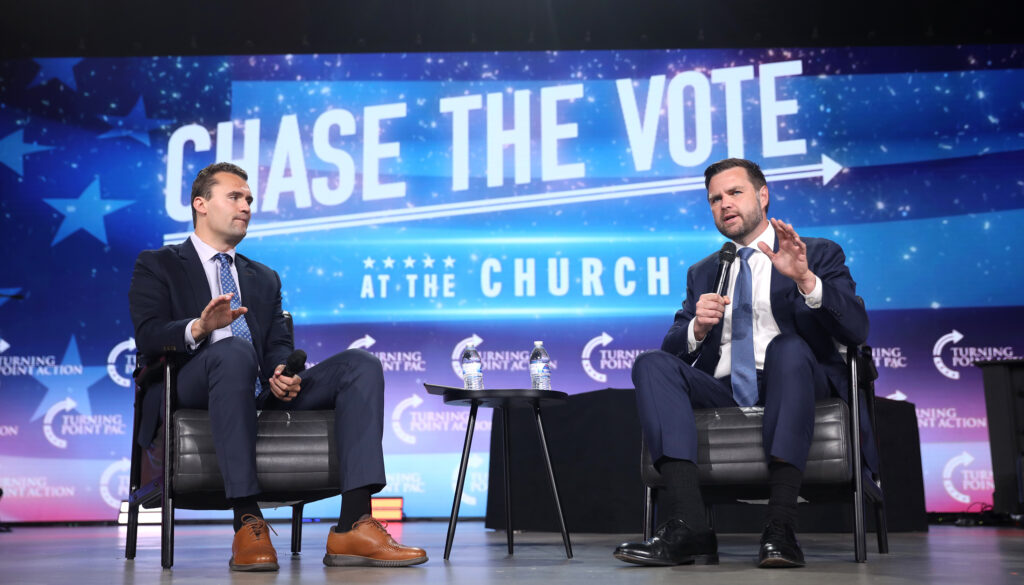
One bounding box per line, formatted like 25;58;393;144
529;362;550;377
463;362;482;376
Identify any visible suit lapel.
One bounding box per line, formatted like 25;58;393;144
178;239;213;317
768;235;796;334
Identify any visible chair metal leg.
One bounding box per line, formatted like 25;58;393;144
853;489;866;562
161;496;174;569
642;486;654;540
502;407;513;555
125;501;139;559
875;501;889;554
533;405;572;559
850;347;867;563
444;402;478;560
161;362;175;569
291;503;304;555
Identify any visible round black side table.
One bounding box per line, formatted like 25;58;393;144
424;384;573;560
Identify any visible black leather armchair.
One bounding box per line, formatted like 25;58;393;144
640;345;888;562
124;313;341;568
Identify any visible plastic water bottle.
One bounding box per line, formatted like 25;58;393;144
461;344;484;390
529;341;552;390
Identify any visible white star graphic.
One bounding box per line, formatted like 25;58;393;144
383;256;396;269
422;254;436;269
443;255;456;269
403;256;416;268
363;256;376;269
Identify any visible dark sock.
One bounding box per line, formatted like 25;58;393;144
336;487;373;533
767;461;802;526
229;495;262;532
657;457;708;529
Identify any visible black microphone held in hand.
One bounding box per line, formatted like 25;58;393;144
713;242;737;297
282;349;307;377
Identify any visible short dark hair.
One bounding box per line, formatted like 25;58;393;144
703;158;769;213
190;162;248;227
703;158;767;190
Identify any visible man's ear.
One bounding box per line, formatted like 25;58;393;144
759;186;769;210
193;196;206;218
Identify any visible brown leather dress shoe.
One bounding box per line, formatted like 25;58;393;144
324;515;428;567
230;514;279;572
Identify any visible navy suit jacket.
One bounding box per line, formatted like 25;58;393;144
128;238;293;446
661;235;869;407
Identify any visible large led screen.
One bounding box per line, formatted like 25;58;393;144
1;45;1022;521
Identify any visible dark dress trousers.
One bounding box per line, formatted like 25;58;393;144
129;238;386;498
632;236;875;472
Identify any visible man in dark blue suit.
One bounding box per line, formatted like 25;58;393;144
129;162;426;571
614;158;869;568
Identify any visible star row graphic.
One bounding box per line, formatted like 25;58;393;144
362;254;457;270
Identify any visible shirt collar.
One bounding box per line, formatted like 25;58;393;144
189;232;237;264
735;223;776;256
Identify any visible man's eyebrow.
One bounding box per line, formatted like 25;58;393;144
708;184;743;198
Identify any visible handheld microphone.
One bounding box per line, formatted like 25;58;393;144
281;349;307;377
713;242;737;297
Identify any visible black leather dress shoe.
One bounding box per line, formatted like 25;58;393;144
614;519;718;566
758;519;805;568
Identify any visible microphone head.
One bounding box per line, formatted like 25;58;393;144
285;349;307;374
719;241;737;263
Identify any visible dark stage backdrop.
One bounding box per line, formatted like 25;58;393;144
0;45;1021;522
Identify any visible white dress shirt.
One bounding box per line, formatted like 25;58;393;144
184;232;243;349
687;224;823;378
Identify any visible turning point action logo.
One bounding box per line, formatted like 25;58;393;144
391;392;490;445
932;329;1017;380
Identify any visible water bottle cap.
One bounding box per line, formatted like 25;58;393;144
534;340;543;346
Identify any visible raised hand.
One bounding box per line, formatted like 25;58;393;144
758;218;817;293
191;293;247;341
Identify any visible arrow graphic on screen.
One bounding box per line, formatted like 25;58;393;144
581;332;614;383
942;451;974;504
932;329;964;380
43;397;77;449
348;334;376;350
163;155;844;244
391;393;424;445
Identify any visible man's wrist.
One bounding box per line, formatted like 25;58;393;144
190;319;207;341
797;272;817;294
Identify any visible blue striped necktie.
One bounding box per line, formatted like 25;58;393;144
215;253;263;399
730;247;758;406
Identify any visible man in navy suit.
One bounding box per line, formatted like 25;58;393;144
129;162;426;571
614;158;869;568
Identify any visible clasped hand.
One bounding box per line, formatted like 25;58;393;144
269;364;302;402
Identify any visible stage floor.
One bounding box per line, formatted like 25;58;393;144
1;521;1022;584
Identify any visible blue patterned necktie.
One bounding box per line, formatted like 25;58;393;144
730;247;758;406
215;253;263;399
